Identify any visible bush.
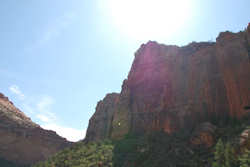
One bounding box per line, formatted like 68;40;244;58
238;149;250;167
33;141;114;167
212;139;238;167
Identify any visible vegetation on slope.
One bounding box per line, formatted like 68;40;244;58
113;131;210;167
33;115;250;167
33;140;113;167
115;115;250;167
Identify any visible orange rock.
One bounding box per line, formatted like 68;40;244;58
86;24;250;140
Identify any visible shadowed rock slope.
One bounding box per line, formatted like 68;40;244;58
0;93;71;166
86;23;250;141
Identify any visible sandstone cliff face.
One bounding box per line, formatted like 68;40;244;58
86;24;250;141
0;93;71;165
86;93;119;141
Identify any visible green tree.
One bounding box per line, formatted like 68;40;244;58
238;149;250;167
212;139;237;167
213;139;225;167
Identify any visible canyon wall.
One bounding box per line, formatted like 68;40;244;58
86;24;250;140
0;93;71;165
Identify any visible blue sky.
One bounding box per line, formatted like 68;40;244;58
0;0;249;141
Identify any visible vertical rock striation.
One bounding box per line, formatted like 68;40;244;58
86;93;119;140
86;24;250;141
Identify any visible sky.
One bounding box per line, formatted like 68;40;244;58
0;0;249;142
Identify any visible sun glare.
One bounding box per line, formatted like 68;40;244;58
103;0;192;41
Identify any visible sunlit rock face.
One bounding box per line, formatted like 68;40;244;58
0;93;71;165
86;93;119;140
86;24;250;140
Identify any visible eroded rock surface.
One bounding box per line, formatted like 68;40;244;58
86;24;250;140
0;93;71;165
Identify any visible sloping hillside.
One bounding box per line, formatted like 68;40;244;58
0;93;71;166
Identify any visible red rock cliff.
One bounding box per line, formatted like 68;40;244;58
0;93;71;165
86;24;250;140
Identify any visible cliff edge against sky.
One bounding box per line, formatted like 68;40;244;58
86;23;250;141
0;93;71;165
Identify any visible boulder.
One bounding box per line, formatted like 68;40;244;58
190;122;216;148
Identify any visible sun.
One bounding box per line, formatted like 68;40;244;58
101;0;192;41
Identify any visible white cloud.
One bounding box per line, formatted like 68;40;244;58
37;114;50;123
9;85;25;100
36;96;57;122
8;85;84;142
35;97;85;142
41;123;85;142
35;96;85;142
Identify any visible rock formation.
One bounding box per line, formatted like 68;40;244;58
86;24;250;141
190;122;216;148
240;128;250;146
0;93;71;165
86;93;119;141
